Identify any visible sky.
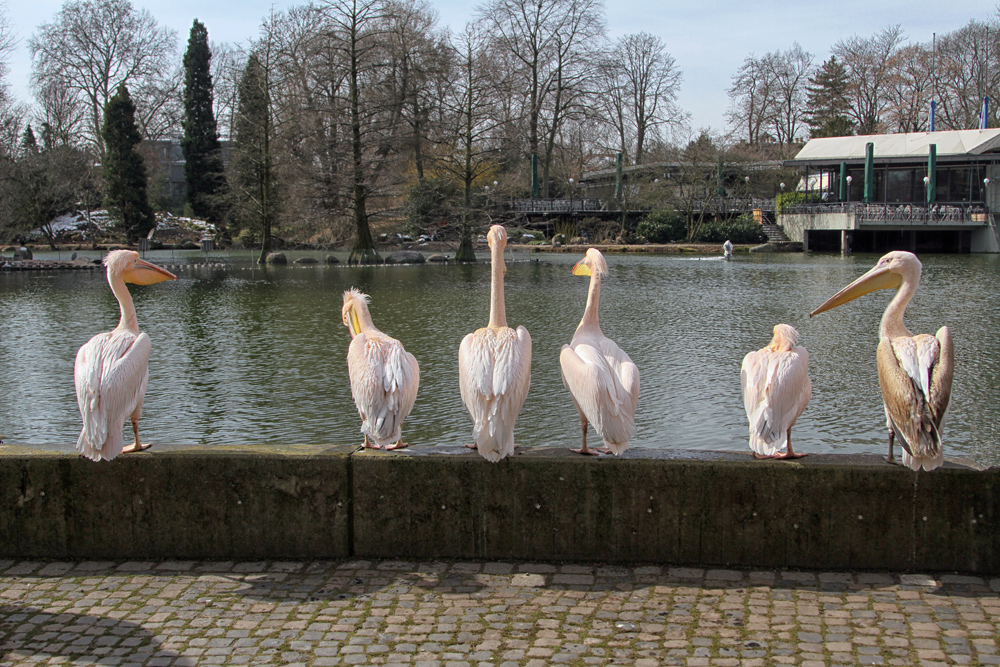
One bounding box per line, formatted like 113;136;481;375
3;0;998;133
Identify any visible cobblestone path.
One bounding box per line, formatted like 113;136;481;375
2;559;999;666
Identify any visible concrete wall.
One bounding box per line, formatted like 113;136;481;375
2;445;997;573
780;212;855;243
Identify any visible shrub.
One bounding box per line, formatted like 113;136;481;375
637;210;686;243
690;216;767;244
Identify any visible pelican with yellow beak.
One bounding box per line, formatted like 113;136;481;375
342;288;420;449
560;248;639;455
810;251;953;471
74;250;176;461
458;225;532;462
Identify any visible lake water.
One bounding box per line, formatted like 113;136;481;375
2;248;997;467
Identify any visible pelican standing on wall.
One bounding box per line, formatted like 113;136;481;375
740;324;811;459
74;250;176;461
342;288;420;449
560;248;639;455
459;225;532;462
811;251;953;471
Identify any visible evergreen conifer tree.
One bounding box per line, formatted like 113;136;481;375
20;125;37;154
230;53;275;263
102;84;156;244
181;19;228;227
806;56;855;138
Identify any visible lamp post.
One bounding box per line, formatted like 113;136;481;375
845;176;852;206
923;176;930;218
568;177;574;214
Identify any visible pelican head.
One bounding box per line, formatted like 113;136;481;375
810;251;920;317
104;249;176;285
769;323;800;351
572;247;609;278
487;224;507;250
342;288;370;338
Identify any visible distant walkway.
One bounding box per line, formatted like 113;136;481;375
2;559;999;666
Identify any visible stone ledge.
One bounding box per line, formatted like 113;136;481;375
2;445;996;572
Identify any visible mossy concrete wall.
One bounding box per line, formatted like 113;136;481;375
0;445;353;560
2;444;997;573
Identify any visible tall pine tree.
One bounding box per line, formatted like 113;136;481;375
102;84;156;244
230;53;276;263
181;19;228;227
806;56;855;138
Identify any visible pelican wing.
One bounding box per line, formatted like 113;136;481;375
74;330;151;461
458;327;531;462
877;335;943;470
347;332;419;446
930;326;954;427
741;347;810;456
561;334;638;452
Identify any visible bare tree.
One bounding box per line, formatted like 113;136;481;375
727;53;777;145
320;0;390;263
478;0;605;196
29;0;177;154
935;20;1000;130
212;42;244;141
0;1;27;159
832;25;904;135
884;43;934;133
769;43;813;144
597;32;684;164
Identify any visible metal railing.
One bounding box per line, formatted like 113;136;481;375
782;202;991;225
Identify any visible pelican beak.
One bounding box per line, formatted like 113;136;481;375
810;264;902;317
123;259;177;285
345;307;361;337
572;258;591;276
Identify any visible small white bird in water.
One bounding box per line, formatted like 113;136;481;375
74;250;176;461
342;288;420;449
740;324;811;459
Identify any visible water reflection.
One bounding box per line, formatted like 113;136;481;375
1;250;996;467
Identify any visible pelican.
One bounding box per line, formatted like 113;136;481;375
74;250;176;461
810;251;953;471
560;248;639;455
458;224;532;462
342;288;420;449
740;324;811;459
723;239;734;259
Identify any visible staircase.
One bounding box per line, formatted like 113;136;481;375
761;222;790;243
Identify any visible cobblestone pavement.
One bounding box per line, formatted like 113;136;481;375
2;560;999;667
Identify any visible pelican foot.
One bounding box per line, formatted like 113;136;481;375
885;455;902;466
774;451;807;460
121;442;151;454
363;441;383;449
464;443;478;450
385;441;409;450
570;447;601;456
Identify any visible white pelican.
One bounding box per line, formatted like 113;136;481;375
723;239;734;259
342;288;420;449
560;248;639;456
458;224;532;462
810;251;953;471
740;324;811;459
74;250;176;461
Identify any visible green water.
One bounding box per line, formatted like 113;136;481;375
1;249;997;466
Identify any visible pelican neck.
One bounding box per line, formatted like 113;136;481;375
487;241;507;329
